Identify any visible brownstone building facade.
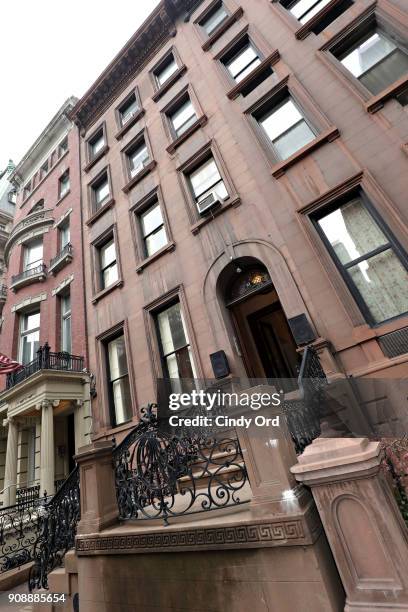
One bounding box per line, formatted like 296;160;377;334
0;98;91;506
71;0;408;443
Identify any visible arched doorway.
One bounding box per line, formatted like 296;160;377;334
223;258;300;390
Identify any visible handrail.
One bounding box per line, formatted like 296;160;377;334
6;343;85;389
49;242;73;269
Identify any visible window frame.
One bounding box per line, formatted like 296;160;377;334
311;191;408;326
84;122;108;171
91;225;123;303
297;169;408;329
58;170;70;201
121;129;156;193
23;238;43;272
318;2;408;113
192;0;244;51
150;47;187;102
143;285;203;383
214;25;280;99
95;320;136;431
19;309;41;364
177;140;240;233
130;186;174;272
104;332;133;428
86;165;114;225
114;87;144;140
244;74;339;177
161;85;208;153
271;0;354;40
60;291;72;353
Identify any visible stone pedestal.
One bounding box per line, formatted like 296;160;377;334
3;417;18;507
75;440;118;534
291;438;408;611
235;385;311;519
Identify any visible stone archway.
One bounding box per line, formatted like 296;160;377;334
202;239;317;378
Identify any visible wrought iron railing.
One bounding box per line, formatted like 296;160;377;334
0;493;50;573
6;343;84;389
28;467;80;591
283;345;327;454
49;243;73;271
16;485;40;508
11;263;46;287
113;403;249;526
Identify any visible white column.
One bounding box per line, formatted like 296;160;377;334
3;417;18;507
40;400;55;496
74;400;86;453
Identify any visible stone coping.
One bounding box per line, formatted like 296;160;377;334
76;500;321;556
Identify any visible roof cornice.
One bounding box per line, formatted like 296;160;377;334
70;0;200;132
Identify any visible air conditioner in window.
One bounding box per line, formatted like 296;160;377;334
196;191;223;215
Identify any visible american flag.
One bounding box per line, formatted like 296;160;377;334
0;354;22;374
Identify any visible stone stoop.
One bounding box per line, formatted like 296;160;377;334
35;550;78;612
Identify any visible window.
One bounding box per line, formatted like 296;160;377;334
92;172;110;210
99;238;118;289
24;239;43;271
169;98;197;138
59;171;70;198
58;137;68;156
61;293;72;353
314;195;408;324
106;334;132;426
223;39;261;83
140;202;167;257
23;182;31;199
119;93;139;126
127;141;150;178
257;97;315;160
19;311;40;364
286;0;332;24
156;302;196;382
188;157;228;213
40;160;49;178
60;221;70;249
155;55;178;87
336;29;408;96
200;2;229;35
88;128;106;159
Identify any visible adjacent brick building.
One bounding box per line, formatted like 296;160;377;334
70;0;408;445
0;98;91;505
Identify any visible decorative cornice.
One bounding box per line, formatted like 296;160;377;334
76;507;321;555
70;1;201;132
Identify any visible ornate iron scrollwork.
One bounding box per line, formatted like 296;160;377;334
113;404;249;525
28;467;80;591
283;345;327;454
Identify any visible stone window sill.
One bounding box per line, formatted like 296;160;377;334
115;109;145;141
166;116;207;154
84;146;110;173
86;198;115;226
191;196;241;235
136;242;175;273
122;161;156;194
92;279;123;304
271;126;339;178
152;65;187;102
364;75;408;114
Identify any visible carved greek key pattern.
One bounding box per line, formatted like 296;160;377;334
76;520;308;554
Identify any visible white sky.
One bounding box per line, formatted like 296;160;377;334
0;0;161;171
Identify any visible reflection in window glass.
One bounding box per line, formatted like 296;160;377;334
317;197;408;323
259;98;315;160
